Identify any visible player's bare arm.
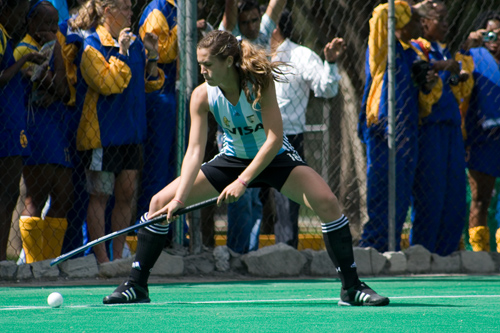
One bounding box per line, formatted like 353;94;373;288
149;83;210;221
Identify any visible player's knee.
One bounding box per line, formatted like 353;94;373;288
149;193;164;214
314;191;340;214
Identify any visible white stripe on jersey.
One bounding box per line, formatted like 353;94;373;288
206;83;288;159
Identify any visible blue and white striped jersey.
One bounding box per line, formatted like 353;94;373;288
206;83;288;159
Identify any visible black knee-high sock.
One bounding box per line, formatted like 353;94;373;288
322;215;361;290
129;227;167;287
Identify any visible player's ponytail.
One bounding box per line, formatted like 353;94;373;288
238;39;286;110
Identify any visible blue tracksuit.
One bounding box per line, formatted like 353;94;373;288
136;0;178;218
409;40;466;256
358;42;423;252
0;24;30;158
14;33;72;168
462;47;500;178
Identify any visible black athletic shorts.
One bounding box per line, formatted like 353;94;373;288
81;144;143;173
200;151;307;192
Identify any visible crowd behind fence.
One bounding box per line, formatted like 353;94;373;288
2;0;500;268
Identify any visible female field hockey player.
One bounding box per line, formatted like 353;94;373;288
103;30;389;307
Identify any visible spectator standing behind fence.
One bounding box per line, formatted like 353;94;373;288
0;0;46;261
59;0;98;256
103;30;389;306
460;14;500;252
358;0;441;252
15;1;73;263
72;0;164;263
219;0;287;253
269;9;344;248
136;0;178;239
409;1;473;256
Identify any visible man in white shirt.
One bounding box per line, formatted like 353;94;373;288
271;9;345;248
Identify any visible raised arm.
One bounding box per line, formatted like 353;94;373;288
304;37;345;98
265;0;287;25
138;6;178;64
221;0;238;32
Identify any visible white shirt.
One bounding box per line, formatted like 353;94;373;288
273;38;341;135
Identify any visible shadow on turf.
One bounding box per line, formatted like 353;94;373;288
151;276;500;289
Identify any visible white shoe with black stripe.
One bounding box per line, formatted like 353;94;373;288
338;282;389;306
103;281;151;304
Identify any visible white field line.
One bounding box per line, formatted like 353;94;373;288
1;294;500;310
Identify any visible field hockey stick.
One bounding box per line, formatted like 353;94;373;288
50;197;218;266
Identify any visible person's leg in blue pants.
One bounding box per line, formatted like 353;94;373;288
227;188;262;254
411;124;465;255
360;131;418;252
410;123;446;252
138;90;177;218
435;125;466;255
496;183;500;252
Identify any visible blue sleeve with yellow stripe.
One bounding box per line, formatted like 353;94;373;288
0;27;6;57
138;0;177;88
77;27;149;150
461;47;500;145
412;40;460;125
138;0;177;64
80;34;132;95
361;43;422;139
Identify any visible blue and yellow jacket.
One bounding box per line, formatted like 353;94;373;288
58;18;88;107
0;24;28;141
460;47;500;144
14;33;68;123
358;2;441;143
412;39;473;126
76;25;164;151
358;40;442;142
138;0;177;91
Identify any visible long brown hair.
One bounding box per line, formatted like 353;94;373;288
197;30;286;110
68;0;118;30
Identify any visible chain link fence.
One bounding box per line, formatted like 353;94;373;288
2;0;500;266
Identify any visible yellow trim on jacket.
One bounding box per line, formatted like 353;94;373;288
366;1;412;126
139;8;178;64
57;30;79;106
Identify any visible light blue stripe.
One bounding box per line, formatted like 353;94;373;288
207;83;290;159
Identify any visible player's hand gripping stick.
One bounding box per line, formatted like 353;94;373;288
50;197;218;266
